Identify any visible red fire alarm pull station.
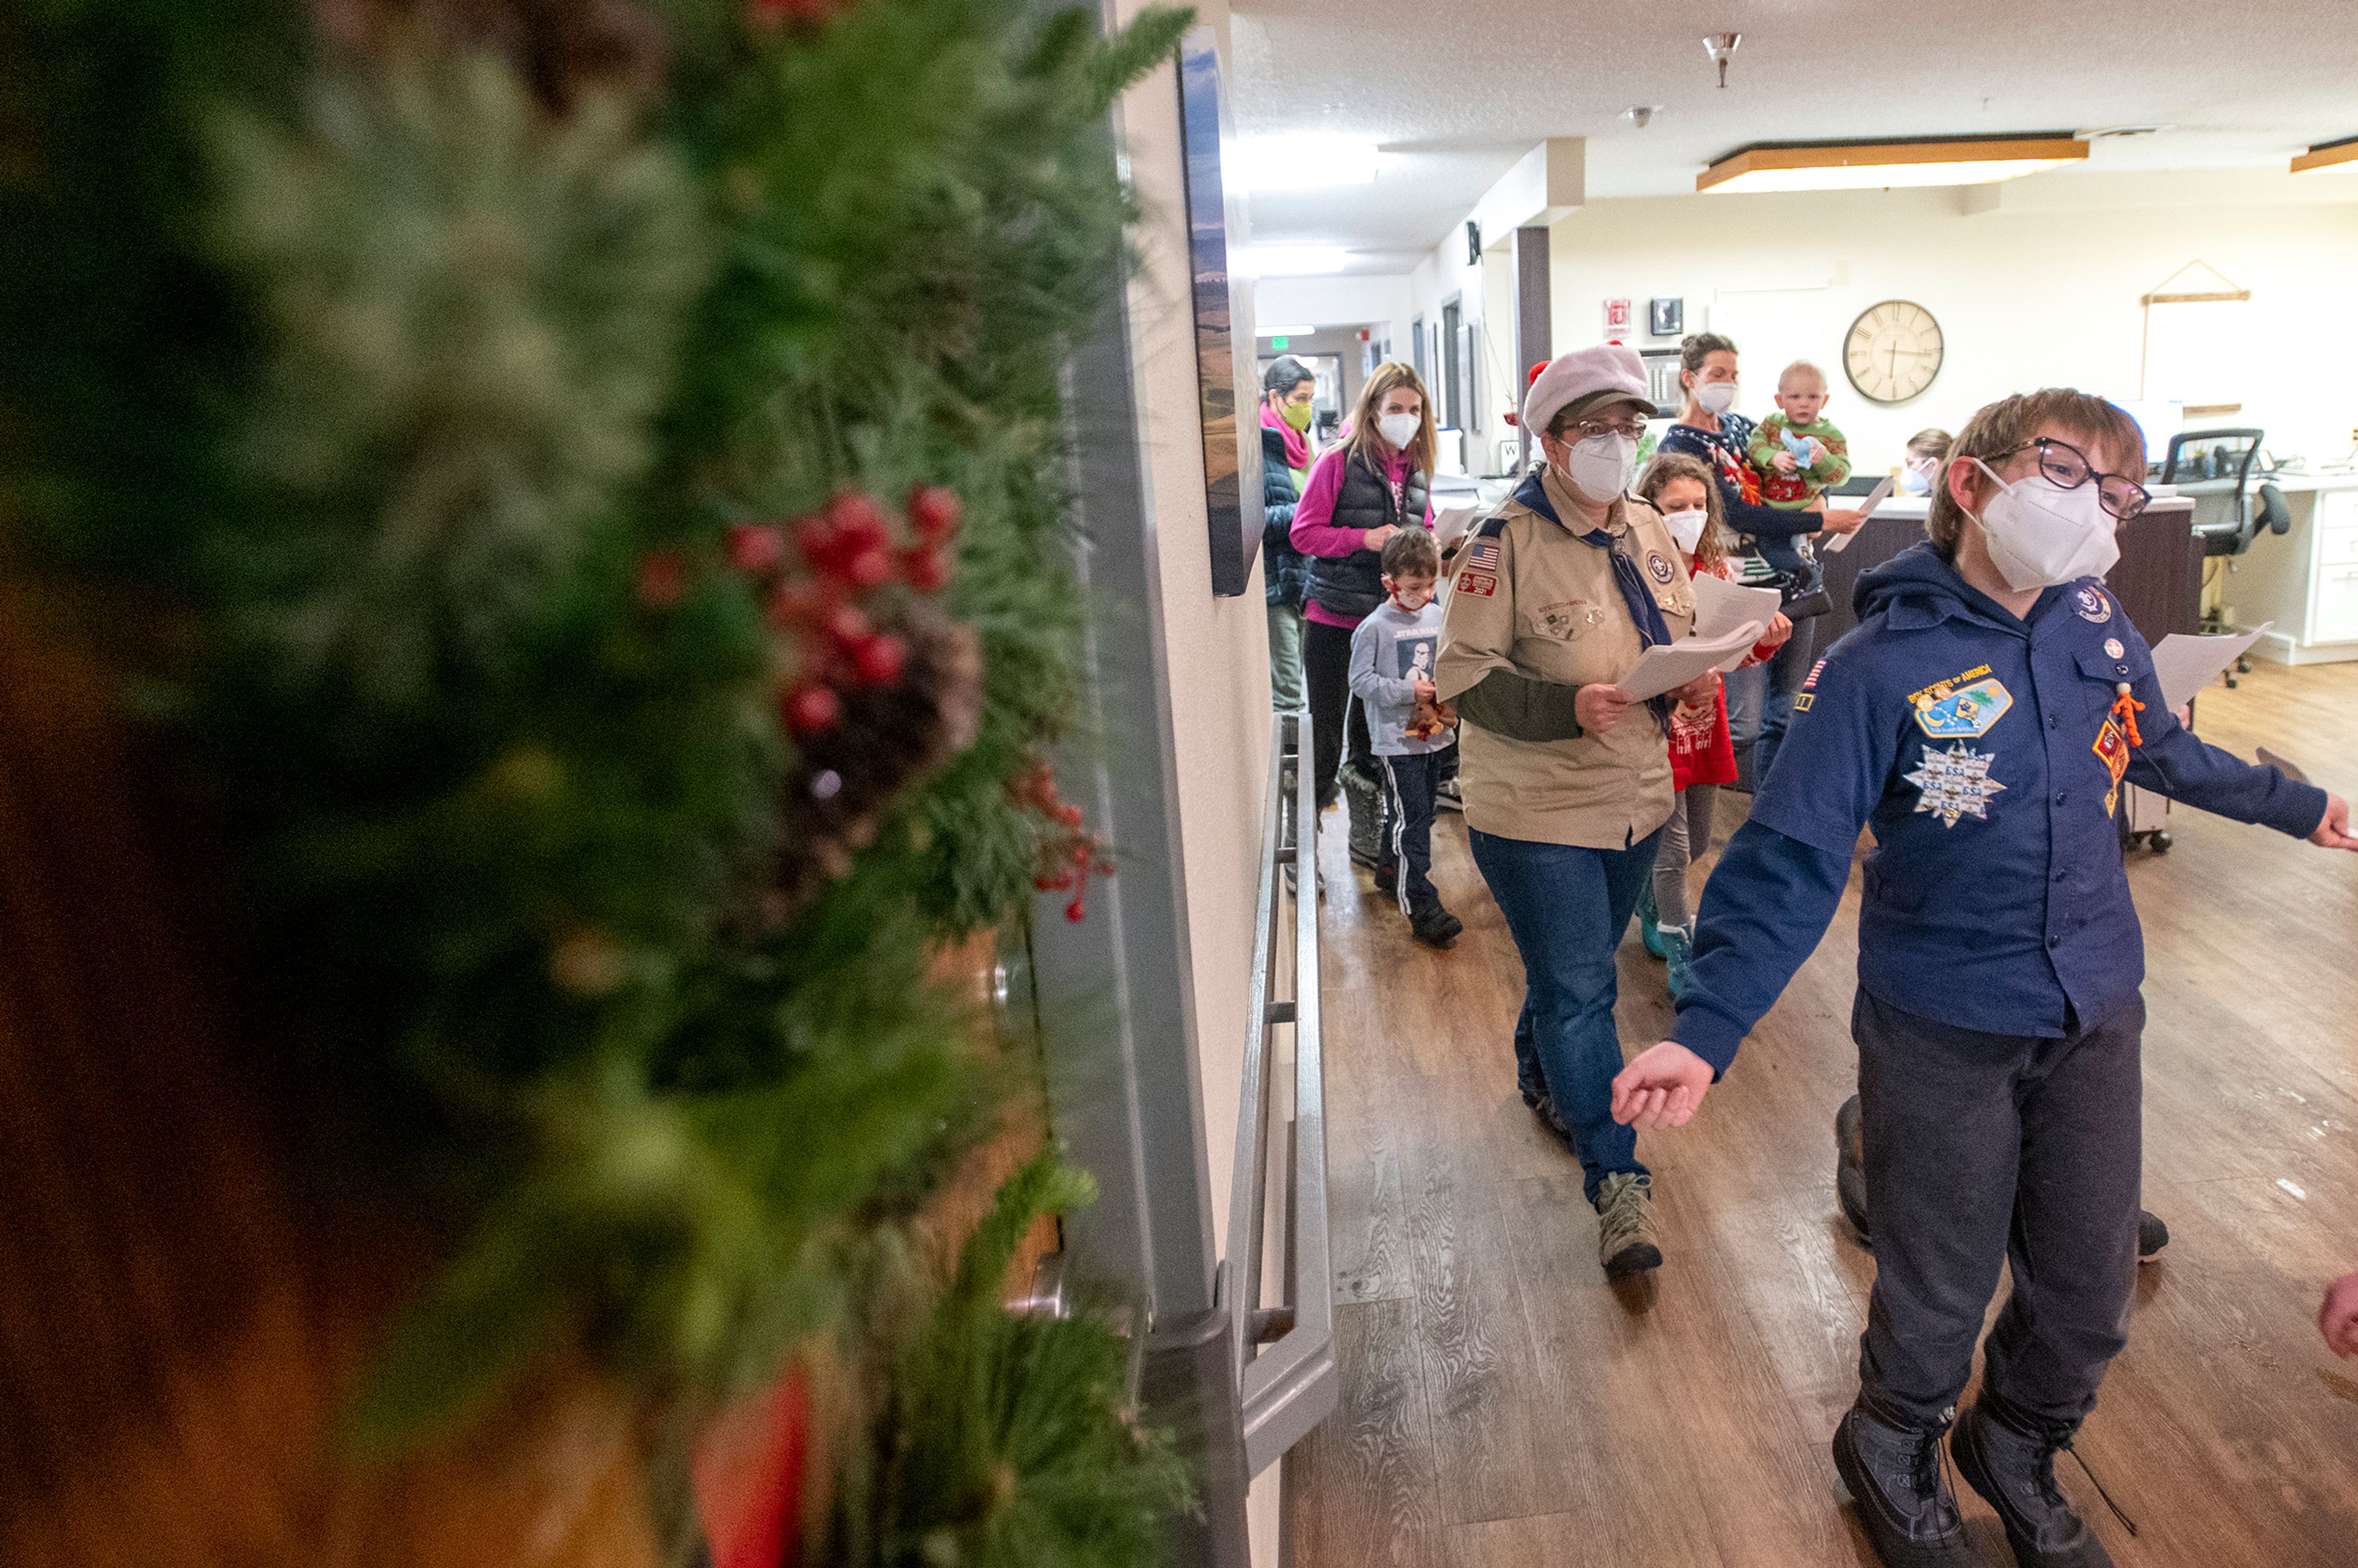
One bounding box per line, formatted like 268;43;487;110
1604;298;1633;333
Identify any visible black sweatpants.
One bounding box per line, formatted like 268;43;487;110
1380;752;1442;915
1302;616;1372;810
1853;987;2144;1435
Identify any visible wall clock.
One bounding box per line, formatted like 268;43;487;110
1844;300;1944;404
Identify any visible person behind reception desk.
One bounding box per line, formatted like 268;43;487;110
1898;427;1954;495
1657;334;1865;792
1609;389;2357;1568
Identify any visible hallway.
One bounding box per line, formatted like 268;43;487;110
1289;661;2358;1567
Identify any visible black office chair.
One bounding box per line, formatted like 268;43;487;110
2160;429;2292;684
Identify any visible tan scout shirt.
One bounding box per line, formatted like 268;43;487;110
1435;468;1697;848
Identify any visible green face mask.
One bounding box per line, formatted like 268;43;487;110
1280;399;1314;432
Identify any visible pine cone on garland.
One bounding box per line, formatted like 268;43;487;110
314;0;671;112
774;611;983;917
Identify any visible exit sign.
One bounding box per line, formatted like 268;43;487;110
1270;336;1290;349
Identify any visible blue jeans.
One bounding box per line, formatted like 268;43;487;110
1724;614;1817;793
1471;826;1662;1205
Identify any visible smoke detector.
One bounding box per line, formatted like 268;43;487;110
1704;32;1741;88
1624;105;1663;129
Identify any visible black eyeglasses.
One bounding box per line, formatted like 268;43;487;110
1993;437;2151;521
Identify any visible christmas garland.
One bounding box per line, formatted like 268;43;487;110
1;0;1191;1559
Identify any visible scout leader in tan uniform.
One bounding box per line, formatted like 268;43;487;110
1436;343;1718;1278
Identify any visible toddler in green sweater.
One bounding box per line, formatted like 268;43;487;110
1748;360;1851;510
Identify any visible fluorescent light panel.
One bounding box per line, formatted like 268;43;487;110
1256;324;1320;338
1229;136;1380;193
2291;136;2358;174
1699;136;2088;194
1233;246;1350;278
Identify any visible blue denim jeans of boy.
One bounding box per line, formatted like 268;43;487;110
1471;825;1662;1205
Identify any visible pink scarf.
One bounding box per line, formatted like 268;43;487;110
1261;400;1310;473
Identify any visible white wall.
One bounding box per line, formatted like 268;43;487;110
1547;169;2358;475
1110;4;1283;1561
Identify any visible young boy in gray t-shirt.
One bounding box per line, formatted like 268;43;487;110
1348;528;1461;947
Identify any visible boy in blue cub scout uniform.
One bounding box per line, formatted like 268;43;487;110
1608;391;2357;1568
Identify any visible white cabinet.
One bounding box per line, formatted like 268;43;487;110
2232;480;2358;664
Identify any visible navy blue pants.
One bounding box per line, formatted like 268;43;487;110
1853;987;2144;1435
1380;753;1443;915
1471;826;1660;1205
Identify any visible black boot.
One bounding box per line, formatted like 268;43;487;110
1831;1403;1973;1567
1340;763;1385;867
1951;1402;2120;1568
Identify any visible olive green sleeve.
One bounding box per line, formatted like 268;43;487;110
1453;668;1585;743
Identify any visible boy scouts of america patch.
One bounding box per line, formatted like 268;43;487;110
1905;742;2006;827
2074;585;2113;623
1647;551;1675;584
1458;538;1500;597
2093;715;2131;816
1913;677;2014;740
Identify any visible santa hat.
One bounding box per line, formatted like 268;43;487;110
1515;344;1651;471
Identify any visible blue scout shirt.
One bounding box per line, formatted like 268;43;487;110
1674;542;2328;1073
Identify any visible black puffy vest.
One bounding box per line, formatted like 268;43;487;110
1305;451;1431;619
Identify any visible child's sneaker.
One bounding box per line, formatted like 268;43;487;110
1409;904;1462;949
1660;923;1695;998
1637;882;1669;958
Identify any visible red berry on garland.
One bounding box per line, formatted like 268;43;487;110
850;632;906;686
822;604;871;648
898;545;949;593
1054;802;1084;828
1065;895;1088;923
637;548;687;609
844;548;893;591
793;513;843;571
782;681;841;736
908;484;962;540
827;492;890;556
727;522;787;574
767;577;833;629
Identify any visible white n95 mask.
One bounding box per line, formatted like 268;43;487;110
1695;381;1738;415
1662;508;1709;553
1968;459;2120;591
1377;412;1421;449
1563;432;1636;501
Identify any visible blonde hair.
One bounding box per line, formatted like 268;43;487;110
1345;362;1438;479
1925;390;2146;554
1634;451;1736;572
1778;359;1828;393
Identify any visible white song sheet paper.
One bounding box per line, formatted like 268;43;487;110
1689;573;1783;641
1619;620;1770;701
1818;474;1894;554
2149;622;2272;712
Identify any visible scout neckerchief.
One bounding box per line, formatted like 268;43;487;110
1513;470;1673;733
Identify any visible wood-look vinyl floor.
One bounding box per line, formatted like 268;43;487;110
1288;659;2358;1568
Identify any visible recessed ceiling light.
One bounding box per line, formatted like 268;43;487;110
2292;134;2358;174
1699;134;2088;194
1228;137;1380;193
1233;246;1352;278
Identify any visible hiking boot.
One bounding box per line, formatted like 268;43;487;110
2137;1210;2168;1263
1593;1171;1662;1276
1835;1093;1871;1244
1409;904;1463;949
1951;1402;2117;1568
1660;923;1695;999
1341;764;1385;866
1831;1403;1973;1567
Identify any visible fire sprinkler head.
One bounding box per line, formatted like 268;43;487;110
1704;31;1740;88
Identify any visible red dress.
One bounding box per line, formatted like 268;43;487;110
1667;559;1773;792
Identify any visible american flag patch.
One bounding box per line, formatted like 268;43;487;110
1464;540;1500;574
1802;658;1828;691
